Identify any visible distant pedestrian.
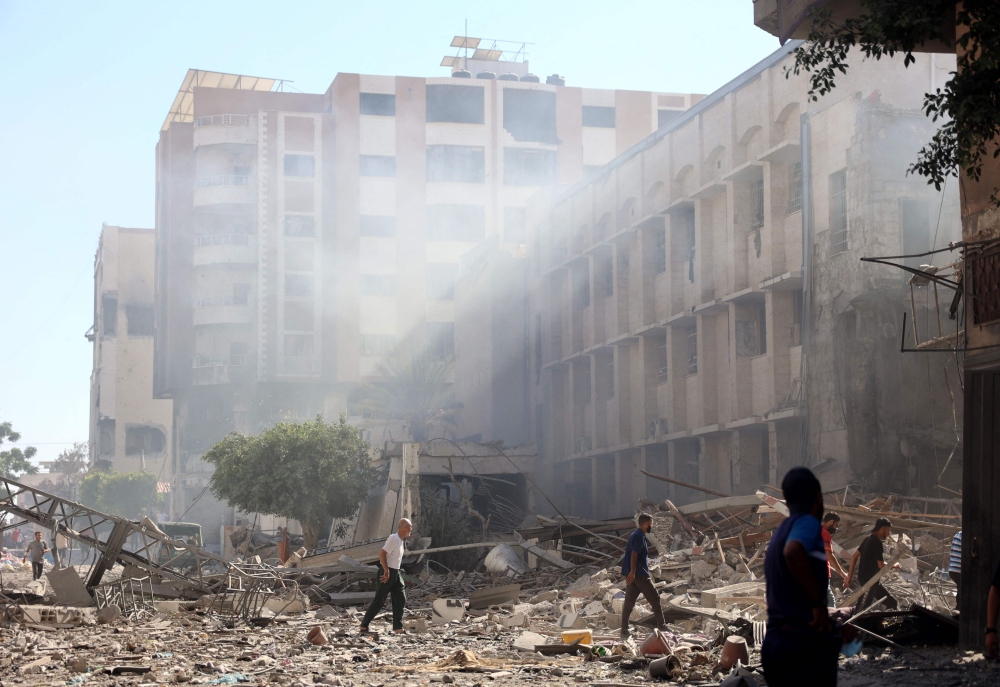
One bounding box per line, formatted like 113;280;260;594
845;517;899;610
359;518;411;634
55;532;69;567
11;528;22;548
949;530;962;611
23;532;48;581
619;513;665;639
761;467;843;687
821;512;848;607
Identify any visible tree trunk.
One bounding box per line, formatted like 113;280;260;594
301;520;323;551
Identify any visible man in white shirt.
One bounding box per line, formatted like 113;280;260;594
360;518;411;634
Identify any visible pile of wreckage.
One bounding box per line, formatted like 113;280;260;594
0;475;964;685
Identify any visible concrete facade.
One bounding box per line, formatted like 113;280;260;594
88;226;174;491
522;45;962;520
152;66;701;548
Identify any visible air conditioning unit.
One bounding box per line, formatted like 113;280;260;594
658;418;669;436
648;419;669;438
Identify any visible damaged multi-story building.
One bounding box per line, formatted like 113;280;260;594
87;225;174;489
151;46;702;548
505;43;963;521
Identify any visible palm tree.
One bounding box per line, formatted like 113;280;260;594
357;346;461;442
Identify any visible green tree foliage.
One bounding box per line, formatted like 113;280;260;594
0;420;39;480
789;1;1000;191
358;347;461;442
51;442;89;500
204;414;377;549
78;471;161;519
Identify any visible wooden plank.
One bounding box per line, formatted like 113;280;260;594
640;470;729;498
677;494;763;516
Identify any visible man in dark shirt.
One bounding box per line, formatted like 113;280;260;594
845;518;898;610
619;513;665;639
762;468;843;687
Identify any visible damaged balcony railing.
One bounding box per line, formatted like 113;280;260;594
92;576;156;620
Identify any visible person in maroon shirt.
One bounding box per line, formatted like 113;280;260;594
820;512;847;607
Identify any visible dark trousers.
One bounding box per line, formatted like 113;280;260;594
950;571;961;612
762;626;841;687
861;581;898;611
31;562;43;580
621;575;664;634
360;563;406;630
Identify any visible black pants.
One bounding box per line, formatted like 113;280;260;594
861;581;898;611
621;575;664;634
360;563;406;630
950;571;961;612
762;626;841;687
31;562;43;580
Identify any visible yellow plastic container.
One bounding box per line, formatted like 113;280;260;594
561;629;593;645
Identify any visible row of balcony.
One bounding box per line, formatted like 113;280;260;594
193;234;257;266
194;114;257;148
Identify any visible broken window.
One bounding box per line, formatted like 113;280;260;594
284;154;315;177
284;215;315;237
658;338;669;384
829;169;848;254
901;199;931;270
284;301;314;330
791;290;803;345
604;254;614;298
232;283;251;305
503;89;558;143
427;322;455;361
654;229;667;275
361;334;396;357
686;330;698;375
736;302;767;357
98;419;115;457
504;206;527;244
787;162;803;214
284;275;312;299
230;341;249;366
125;426;166;456
504;148;557;186
360;93;396;116
126;305;154;337
360;155;396;177
573;264;590;308
101;295;117;337
426;263;459;301
426;204;485;241
582;105;615;128
359;215;396;237
360;275;397;297
426;84;484;124
427;145;485;183
750;178;765;232
658;109;683;129
534;313;542;385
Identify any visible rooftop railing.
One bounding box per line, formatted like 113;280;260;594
195;175;250;188
194;114;253;127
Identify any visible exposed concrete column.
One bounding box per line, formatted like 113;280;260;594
666;442;677;502
620;449;641;515
767;422;780;486
730;430;743;493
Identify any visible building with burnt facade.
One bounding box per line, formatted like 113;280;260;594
519;43;962;521
152;57;701;548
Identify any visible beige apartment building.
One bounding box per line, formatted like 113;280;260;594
88;226;174;490
152;54;701;548
520;43;962;520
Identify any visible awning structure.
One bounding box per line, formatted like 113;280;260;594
161;69;280;132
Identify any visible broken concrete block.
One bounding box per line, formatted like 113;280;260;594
691;560;717;580
512;631;547;652
528;590;559;603
528;601;554;617
468;583;520;609
154;601;181;614
556;598;581;615
97;604;122;624
46;566;94;607
581;600;605;616
557;612;587;629
501;613;527;628
315;605;339;619
602;612;622;630
431;598;466;625
403;618;427;632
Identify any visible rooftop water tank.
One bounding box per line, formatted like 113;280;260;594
545;74;566;86
452;69;472;78
476;71;497;80
498;73;520;82
520;73;540;83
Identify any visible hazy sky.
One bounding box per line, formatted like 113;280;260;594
0;1;779;465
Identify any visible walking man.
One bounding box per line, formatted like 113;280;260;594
360;518;411;635
821;512;848;607
761;467;843;687
22;531;48;581
619;513;665;639
844;517;899;610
